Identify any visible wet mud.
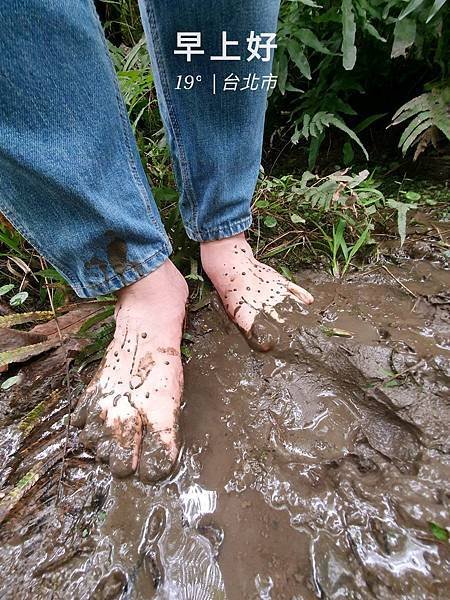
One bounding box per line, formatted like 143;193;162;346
0;257;449;599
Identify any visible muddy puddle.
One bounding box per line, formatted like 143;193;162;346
0;254;449;599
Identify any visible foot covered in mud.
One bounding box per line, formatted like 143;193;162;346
201;233;314;350
73;260;188;483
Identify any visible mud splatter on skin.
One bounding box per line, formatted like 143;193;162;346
202;237;313;347
71;323;182;484
130;351;155;390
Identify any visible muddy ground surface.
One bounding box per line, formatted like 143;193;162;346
0;249;449;599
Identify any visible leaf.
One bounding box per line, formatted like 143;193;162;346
290;213;306;224
398;0;426;20
302;113;312;139
291;127;301;144
0;311;54;329
181;345;192;359
308;132;325;169
342;0;357;70
77;306;115;335
355;113;388;132
285;83;304;93
296;28;332;54
35;268;67;282
427;0;447;22
322;326;353;338
391;89;450;155
0;469;40;524
429;521;449;542
387;199;417;245
364;22;386;42
343;141;354;165
10;291;28;307
330;116;369;159
1;375;20;390
280;266;294;281
0;284;14;296
287;40;311;79
264;216;278;228
8;256;31;275
290;0;322;6
346;225;371;265
401;118;433;154
405;191;421;201
0;340;61;367
277;51;288;95
391;93;429;125
391;18;416;58
0;454;63;525
18;389;62;437
152;186;179;203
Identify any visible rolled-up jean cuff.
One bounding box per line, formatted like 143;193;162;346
184;215;252;242
72;243;172;298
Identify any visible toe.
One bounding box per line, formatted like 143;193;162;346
287;282;314;304
109;440;136;478
96;438;113;463
79;417;104;452
247;313;279;352
138;430;179;484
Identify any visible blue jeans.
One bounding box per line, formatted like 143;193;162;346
0;0;280;298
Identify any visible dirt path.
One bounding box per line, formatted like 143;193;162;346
0;256;449;599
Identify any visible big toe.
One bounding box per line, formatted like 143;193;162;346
138;430;179;484
287;281;314;304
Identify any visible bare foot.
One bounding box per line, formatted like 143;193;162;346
72;259;188;483
201;233;313;349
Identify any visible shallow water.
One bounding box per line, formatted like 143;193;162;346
0;257;449;599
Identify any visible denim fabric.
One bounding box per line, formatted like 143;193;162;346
0;0;280;298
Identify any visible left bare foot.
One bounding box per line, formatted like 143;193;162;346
201;233;314;347
72;259;188;483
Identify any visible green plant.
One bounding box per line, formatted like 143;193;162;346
251;169;382;272
390;85;450;159
273;0;449;167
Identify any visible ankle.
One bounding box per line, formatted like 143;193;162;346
116;259;188;314
201;233;251;270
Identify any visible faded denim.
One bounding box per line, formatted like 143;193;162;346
0;0;280;297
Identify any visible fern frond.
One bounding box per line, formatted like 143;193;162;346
299;111;369;163
391;93;429;125
391;88;450;157
399;113;432;147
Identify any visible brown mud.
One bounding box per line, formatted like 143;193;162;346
0;256;449;599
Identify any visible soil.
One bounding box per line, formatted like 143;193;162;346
0;252;449;599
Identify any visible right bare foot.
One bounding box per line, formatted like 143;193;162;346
72;259;188;483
